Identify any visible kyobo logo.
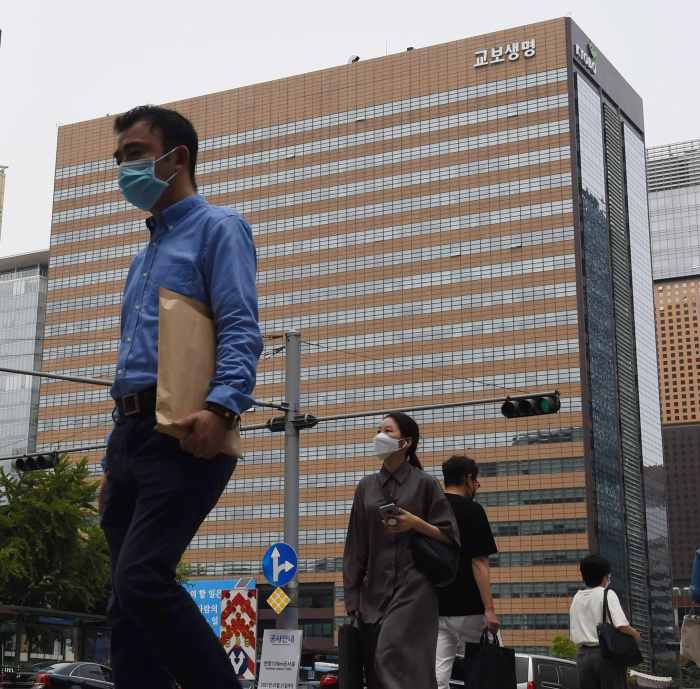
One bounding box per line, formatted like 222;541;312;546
575;43;597;74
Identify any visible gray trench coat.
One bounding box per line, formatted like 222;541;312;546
343;461;459;689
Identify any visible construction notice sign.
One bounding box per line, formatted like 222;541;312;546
258;629;303;689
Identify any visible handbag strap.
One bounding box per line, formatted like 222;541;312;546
479;626;502;647
602;587;614;626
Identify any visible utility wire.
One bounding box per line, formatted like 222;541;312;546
300;339;537;399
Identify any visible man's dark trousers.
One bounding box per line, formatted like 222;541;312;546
100;412;240;689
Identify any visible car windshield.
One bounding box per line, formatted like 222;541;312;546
28;662;74;673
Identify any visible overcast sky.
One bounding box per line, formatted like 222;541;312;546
0;0;698;257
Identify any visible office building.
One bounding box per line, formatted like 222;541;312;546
0;250;49;474
648;139;700;588
41;18;672;661
0;165;7;240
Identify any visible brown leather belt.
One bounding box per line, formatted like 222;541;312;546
116;388;158;418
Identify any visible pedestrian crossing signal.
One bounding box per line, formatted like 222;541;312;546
501;394;561;418
14;451;60;472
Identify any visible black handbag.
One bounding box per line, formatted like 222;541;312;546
379;478;460;587
338;617;364;689
596;588;643;667
467;627;516;689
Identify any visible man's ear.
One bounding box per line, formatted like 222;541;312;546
174;144;190;172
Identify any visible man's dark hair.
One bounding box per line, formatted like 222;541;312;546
114;105;198;189
580;554;611;587
442;455;479;487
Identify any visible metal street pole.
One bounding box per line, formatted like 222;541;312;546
282;330;301;630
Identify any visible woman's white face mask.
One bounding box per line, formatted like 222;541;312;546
373;433;407;461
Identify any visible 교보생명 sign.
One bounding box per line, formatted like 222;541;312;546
474;39;536;68
258;629;303;689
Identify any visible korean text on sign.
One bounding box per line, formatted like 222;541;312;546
474;39;536;67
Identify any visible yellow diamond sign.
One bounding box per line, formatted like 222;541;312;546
267;587;290;614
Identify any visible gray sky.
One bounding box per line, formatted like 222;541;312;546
0;0;697;257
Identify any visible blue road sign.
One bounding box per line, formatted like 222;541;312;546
262;542;298;586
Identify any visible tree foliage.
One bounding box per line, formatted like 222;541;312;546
0;457;111;613
684;660;700;688
549;634;578;661
176;557;193;586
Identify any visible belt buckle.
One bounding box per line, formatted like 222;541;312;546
122;392;141;416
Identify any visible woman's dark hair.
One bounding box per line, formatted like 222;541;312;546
384;413;422;470
114;105;199;189
442;455;479;487
580;554;612;587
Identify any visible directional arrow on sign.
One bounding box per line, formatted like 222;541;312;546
271;546;295;582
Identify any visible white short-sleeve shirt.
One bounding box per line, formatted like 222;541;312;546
569;587;629;648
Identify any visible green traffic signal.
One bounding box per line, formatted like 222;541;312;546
501;394;561;418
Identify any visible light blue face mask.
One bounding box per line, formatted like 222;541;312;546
118;148;181;211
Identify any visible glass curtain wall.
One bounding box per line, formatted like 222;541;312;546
575;74;628;606
623;125;675;660
0;266;48;473
602;102;649;649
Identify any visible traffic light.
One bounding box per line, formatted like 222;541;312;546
501;394;561;419
14;451;59;472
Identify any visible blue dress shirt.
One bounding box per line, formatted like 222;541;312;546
110;194;263;418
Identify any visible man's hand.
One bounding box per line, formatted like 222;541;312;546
98;474;108;516
485;609;500;635
172;410;229;459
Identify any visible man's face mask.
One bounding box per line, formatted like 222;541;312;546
118;147;181;211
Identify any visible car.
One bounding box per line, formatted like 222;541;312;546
0;661;113;688
449;652;580;689
515;654;580;689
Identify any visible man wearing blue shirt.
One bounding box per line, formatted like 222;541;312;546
98;105;263;689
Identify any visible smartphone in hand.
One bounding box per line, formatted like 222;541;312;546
380;503;401;526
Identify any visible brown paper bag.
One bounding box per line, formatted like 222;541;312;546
155;287;243;458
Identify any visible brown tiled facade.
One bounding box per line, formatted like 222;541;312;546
655;280;700;425
654;280;699;583
40;18;672;657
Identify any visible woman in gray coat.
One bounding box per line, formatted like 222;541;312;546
343;412;459;689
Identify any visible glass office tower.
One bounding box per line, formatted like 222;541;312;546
0;251;49;473
40;18;672;663
648;140;700;591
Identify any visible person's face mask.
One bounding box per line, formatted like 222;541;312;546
118;147;181;211
373;433;407;461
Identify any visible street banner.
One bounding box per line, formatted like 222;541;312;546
258;629;303;689
182;577;257;679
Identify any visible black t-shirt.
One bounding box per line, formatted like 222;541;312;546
437;493;498;617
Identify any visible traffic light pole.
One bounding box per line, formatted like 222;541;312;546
282;330;301;630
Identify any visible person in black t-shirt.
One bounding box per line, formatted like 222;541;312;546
435;455;500;689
